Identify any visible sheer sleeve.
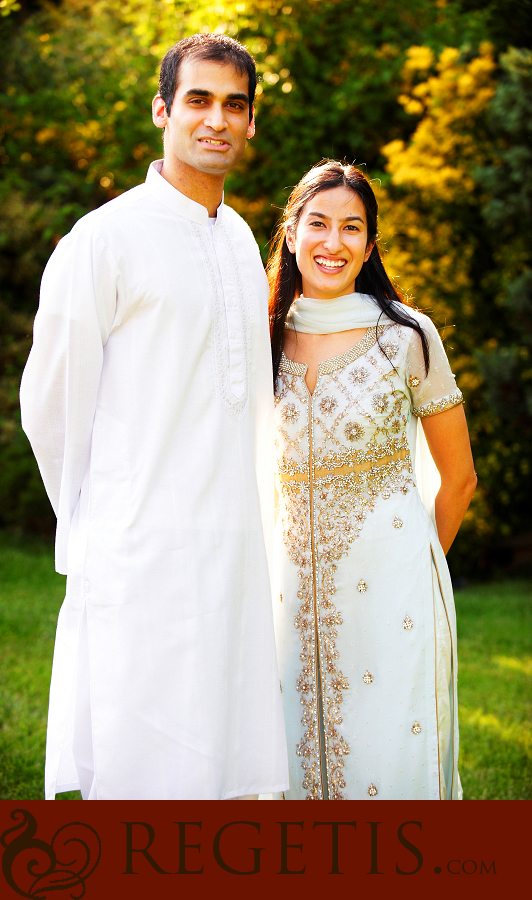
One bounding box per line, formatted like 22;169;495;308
406;314;463;417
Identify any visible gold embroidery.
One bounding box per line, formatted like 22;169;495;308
393;517;403;529
413;390;463;418
403;615;413;630
363;670;373;684
381;339;399;359
371;393;389;414
281;403;300;424
317;326;388;375
344;421;364;442
278;441;410;484
319;396;338;416
408;375;421;388
412;721;422;734
368;783;378;796
357;580;368;593
279;354;307;376
276;323;415;800
349;366;369;385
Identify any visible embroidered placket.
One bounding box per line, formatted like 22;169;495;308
210;223;246;400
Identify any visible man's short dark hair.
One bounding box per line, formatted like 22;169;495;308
158;33;256;123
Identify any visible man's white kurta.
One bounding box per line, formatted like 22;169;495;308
20;161;288;800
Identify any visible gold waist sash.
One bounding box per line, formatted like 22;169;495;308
278;446;410;484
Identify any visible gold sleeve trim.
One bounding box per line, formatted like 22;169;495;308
413;390;463;418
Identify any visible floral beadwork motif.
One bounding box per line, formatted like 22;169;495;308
368;783;378;796
363;670;373;684
281;403;300;424
381;340;399;359
403;615;414;630
408;375;421;388
372;393;389;414
344;421;364;443
349;366;369;385
393;517;403;529
390;418;403;434
319;396;338;416
412;721;422;734
357;580;368;593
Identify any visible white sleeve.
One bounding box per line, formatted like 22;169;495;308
406;314;463;417
20;222;119;574
406;314;463;526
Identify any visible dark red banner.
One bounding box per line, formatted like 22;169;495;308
0;800;526;898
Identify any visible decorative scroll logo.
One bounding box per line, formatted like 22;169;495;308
1;809;101;898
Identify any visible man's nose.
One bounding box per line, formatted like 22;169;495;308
203;103;227;131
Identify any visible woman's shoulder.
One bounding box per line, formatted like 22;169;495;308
392;303;433;327
389;304;440;343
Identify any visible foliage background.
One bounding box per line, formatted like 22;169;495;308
0;0;531;577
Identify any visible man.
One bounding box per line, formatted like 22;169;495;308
20;33;288;800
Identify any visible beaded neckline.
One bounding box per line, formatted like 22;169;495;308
279;325;389;377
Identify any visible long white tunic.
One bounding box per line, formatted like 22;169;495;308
20;161;288;800
273;315;463;799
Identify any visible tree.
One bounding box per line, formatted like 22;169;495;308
1;1;530;571
378;43;532;574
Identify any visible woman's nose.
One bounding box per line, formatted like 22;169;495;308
322;229;343;253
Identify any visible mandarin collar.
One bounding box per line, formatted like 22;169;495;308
145;160;224;225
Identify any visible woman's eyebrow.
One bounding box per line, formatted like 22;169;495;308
306;211;364;223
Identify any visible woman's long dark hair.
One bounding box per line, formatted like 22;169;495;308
267;160;430;386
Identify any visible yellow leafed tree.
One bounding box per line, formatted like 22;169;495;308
375;44;501;567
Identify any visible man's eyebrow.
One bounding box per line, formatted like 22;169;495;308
182;88;248;103
306;211;365;223
226;92;249;103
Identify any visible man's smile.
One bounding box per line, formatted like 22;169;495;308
198;137;230;146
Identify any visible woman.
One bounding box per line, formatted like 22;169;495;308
267;161;477;800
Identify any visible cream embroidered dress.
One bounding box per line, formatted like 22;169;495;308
273;311;463;799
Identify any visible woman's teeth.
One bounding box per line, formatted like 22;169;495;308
315;257;346;269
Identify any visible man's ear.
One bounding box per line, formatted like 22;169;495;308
247;106;255;139
152;94;168;129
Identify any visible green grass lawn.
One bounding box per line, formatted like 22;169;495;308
0;534;530;800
